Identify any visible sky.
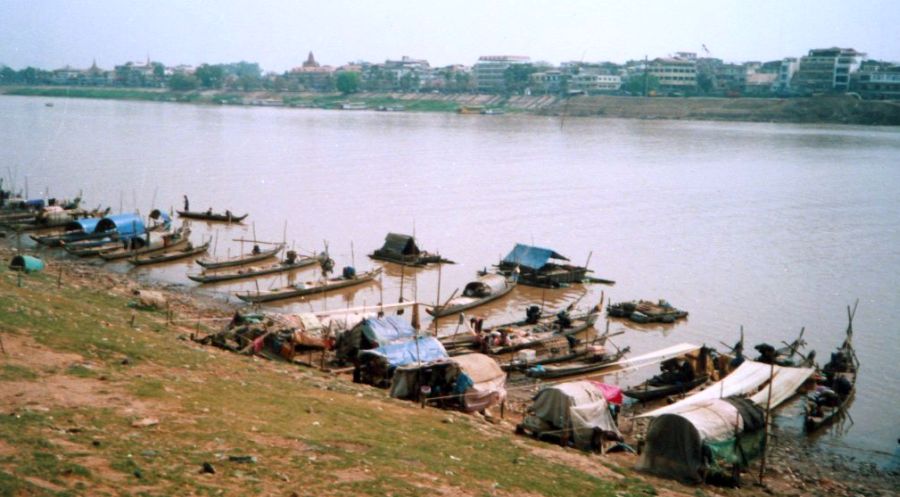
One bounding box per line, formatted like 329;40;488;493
1;0;899;72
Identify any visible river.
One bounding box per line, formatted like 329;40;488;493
2;95;898;466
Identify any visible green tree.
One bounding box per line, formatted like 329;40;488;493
168;72;199;91
622;74;660;95
335;71;360;94
697;72;714;94
0;66;17;85
503;64;537;95
152;62;165;79
399;72;420;92
195;64;224;89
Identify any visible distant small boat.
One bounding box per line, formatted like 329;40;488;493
457;105;484;114
236;267;382;304
45;102;54;107
177;210;247;223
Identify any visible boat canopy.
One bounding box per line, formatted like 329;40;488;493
96;213;146;239
635;397;765;483
63;217;102;234
528;380;620;449
637;360;814;418
463;274;509;296
502;243;569;270
378;233;420;256
359;336;448;368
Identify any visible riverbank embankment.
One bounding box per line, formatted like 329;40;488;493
1;241;897;496
5;86;900;126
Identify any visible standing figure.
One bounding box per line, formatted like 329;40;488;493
183;195;189;211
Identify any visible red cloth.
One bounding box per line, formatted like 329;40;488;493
590;381;623;405
253;336;265;353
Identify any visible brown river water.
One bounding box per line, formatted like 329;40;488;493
2;95;898;467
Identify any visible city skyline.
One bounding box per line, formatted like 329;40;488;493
2;0;899;73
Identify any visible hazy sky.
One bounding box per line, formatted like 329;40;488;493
2;0;899;72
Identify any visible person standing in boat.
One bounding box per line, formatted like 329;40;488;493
183;195;189;212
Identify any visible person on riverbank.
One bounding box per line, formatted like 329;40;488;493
183;195;189;212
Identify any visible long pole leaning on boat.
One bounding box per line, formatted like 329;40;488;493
433;260;442;330
759;359;776;484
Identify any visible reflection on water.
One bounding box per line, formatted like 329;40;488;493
3;95;899;464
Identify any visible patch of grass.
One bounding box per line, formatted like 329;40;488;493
132;378;165;398
0;363;39;381
65;363;97;378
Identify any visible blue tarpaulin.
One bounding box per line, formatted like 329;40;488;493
502;243;569;270
360;316;418;346
63;217;102;234
361;336;448;367
95;213;146;239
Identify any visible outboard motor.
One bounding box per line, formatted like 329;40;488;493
525;305;542;324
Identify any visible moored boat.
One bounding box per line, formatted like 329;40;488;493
427;274;515;318
197;242;285;269
99;226;191;261
524;345;630;379
804;302;859;432
607;299;688;323
236;267;383;304
369;233;453;267
188;251;326;284
130;240;210;265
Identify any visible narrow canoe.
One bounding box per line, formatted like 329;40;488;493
427;274;515;318
130;241;210;265
524;347;630;379
624;375;709;402
236;267;382;303
196;243;285;269
177;210;248;223
188;253;324;284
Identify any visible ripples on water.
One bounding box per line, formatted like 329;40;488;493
2;96;898;463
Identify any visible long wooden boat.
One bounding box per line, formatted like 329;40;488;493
754;327;815;367
99;227;191;261
188;253;325;284
196;242;284;269
607;299;688;323
804;302;859;432
130;241;210;265
624;375;709;402
427;274;515;318
177;210;247;223
32;227;107;247
524;346;630;379
236;267;382;303
65;239;123;257
482;308;601;356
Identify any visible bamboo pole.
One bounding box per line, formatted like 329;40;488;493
758;360;776;484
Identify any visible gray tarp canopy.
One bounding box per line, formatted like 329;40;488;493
635;397;765;483
378;233;420;256
526;380;620;449
389;353;507;413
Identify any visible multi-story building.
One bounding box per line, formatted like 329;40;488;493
774;58;799;93
530;70;564;94
853;64;900;99
792;47;865;93
570;72;621;93
648;56;697;93
288;52;335;91
473;55;530;93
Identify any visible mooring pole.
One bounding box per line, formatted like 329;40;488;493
758;360;776;484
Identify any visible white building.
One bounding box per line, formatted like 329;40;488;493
473;55;530;93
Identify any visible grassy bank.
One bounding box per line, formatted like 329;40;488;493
6;86;899;124
0;249;678;497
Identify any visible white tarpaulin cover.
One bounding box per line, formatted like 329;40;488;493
603;343;701;372
749;365;814;407
638;360;814;418
666;399;743;443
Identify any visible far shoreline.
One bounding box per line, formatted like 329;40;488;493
3;86;900;126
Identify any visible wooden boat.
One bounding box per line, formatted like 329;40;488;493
427;274;515;318
607;299;688;323
524;346;630;379
625;375;709;402
65;239;124;257
754;327;815;367
804;302;859;432
480;305;602;355
369;233;454;267
197;242;285;269
494;243;598;288
130;241;210;265
188;251;326;284
176;210;247;223
99;227;191;261
236;267;383;304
